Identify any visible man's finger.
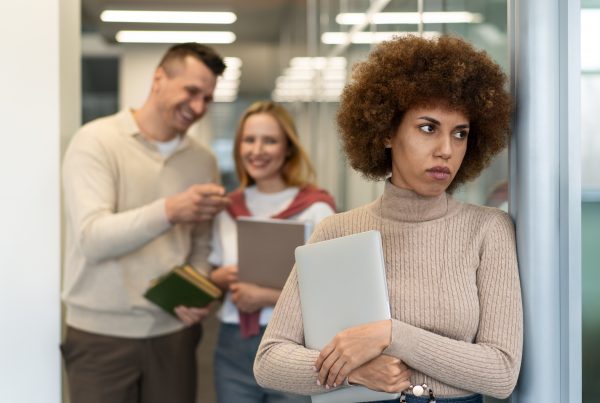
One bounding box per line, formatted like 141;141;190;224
193;183;226;196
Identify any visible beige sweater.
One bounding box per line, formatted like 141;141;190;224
62;109;219;338
254;181;522;399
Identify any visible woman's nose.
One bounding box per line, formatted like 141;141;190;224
435;134;452;160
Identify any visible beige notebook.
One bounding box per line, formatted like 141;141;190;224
237;217;312;289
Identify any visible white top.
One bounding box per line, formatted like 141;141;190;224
153;135;181;157
209;185;335;325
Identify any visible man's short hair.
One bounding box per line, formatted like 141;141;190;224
158;43;226;76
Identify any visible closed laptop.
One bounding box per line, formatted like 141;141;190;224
295;230;400;403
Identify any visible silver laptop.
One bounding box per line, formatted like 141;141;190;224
237;217;312;289
295;230;400;403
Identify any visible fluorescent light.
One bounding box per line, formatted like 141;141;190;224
322;31;438;45
115;31;236;44
273;56;348;102
290;57;347;69
283;68;316;79
222;69;241;80
216;79;240;90
582;9;600;71
213;56;241;102
336;11;483;25
223;57;242;69
214;88;238;96
214;94;238;102
101;10;236;24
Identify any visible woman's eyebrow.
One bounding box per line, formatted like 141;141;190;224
417;116;470;130
417;116;440;125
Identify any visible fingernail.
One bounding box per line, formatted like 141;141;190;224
316;380;321;386
313;366;318;372
333;383;337;388
325;385;330;390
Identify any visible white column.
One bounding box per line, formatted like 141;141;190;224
509;0;581;401
0;0;79;402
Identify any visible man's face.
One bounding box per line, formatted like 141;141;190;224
153;56;217;136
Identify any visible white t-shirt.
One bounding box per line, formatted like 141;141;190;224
208;186;335;325
153;135;181;157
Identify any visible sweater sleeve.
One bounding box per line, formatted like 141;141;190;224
62;133;172;263
383;212;523;399
254;223;333;395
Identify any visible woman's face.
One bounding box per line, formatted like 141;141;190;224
239;113;289;188
387;105;469;197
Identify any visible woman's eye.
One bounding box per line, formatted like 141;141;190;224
419;124;435;134
242;136;255;143
453;130;469;139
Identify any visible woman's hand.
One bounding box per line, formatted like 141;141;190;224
210;265;238;291
230;282;281;313
347;355;411;393
315;320;391;388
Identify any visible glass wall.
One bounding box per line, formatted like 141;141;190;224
82;57;119;124
286;0;510;211
581;3;600;402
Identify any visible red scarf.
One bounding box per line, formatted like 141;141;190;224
227;185;336;338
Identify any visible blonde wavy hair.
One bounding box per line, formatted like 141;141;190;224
233;101;316;188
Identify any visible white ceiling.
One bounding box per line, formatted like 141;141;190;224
81;0;309;96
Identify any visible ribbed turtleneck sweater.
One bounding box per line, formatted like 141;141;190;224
254;181;522;399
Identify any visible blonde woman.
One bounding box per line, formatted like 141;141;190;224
208;101;336;403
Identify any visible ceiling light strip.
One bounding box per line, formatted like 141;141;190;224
115;30;236;44
322;31;439;45
101;10;237;24
328;0;391;57
336;11;483;25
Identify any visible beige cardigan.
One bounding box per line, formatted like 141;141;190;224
254;181;522;399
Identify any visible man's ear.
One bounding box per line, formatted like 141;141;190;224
152;67;166;92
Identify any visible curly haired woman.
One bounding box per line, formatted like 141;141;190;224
254;35;522;403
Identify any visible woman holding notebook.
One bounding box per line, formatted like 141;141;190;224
208;101;336;403
255;36;522;403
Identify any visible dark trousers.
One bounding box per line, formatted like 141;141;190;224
61;325;202;403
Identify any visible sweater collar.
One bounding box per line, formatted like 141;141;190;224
371;179;456;223
117;108;192;154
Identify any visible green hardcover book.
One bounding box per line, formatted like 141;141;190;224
144;265;222;317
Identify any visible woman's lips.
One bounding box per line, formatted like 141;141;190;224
426;166;451;181
246;159;269;168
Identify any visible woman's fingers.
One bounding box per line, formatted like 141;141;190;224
328;358;350;388
317;348;340;386
315;342;335;371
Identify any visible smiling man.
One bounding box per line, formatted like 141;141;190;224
61;43;230;403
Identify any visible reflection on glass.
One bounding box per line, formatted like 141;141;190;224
581;6;600;403
311;0;509;210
